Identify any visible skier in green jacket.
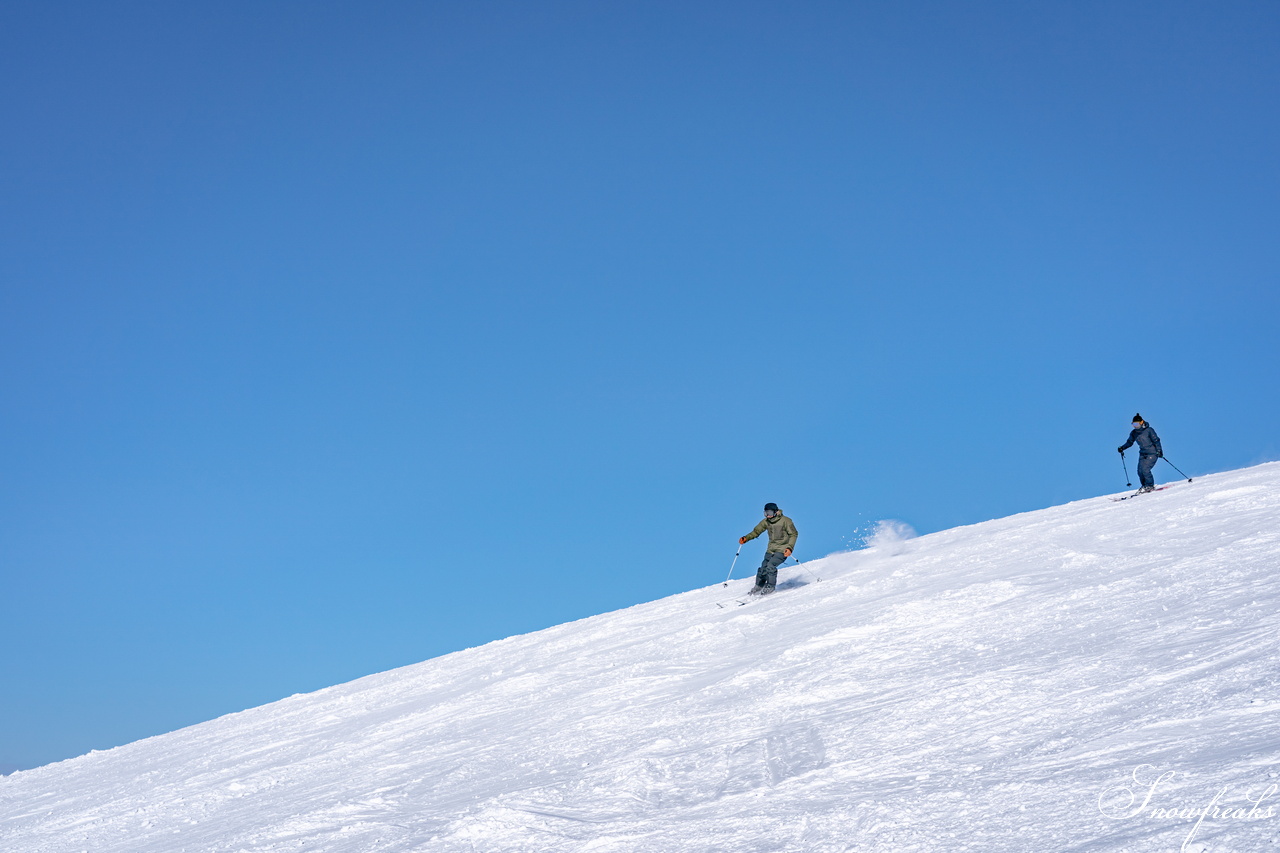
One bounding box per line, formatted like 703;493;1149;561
739;502;799;595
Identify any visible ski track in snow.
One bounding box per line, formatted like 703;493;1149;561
4;464;1280;852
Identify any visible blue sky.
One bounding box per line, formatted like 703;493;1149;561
2;1;1278;773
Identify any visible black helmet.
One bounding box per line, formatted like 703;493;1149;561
764;502;779;513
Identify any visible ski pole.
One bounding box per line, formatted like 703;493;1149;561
791;555;820;583
1159;456;1193;483
722;547;742;587
1119;450;1131;487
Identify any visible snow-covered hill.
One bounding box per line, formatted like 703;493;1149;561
4;464;1280;853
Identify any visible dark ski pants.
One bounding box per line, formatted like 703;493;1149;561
1137;454;1158;489
755;550;787;590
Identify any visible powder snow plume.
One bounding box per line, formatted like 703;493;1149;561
861;518;919;555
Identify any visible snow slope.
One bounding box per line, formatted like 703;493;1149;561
4;464;1280;853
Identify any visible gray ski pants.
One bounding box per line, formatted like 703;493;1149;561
756;550;787;589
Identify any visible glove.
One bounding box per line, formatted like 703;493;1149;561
738;537;747;545
1158;452;1164;458
783;548;792;558
1117;447;1125;454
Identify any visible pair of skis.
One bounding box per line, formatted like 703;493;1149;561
1111;484;1175;502
714;588;777;608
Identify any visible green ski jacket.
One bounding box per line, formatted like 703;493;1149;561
742;514;798;554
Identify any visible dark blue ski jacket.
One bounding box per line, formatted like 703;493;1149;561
1120;423;1163;457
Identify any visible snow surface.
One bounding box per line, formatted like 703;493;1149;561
4;464;1280;853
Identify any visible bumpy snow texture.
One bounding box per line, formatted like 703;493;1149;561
4;463;1280;852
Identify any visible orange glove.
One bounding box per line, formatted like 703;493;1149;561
738;537;747;545
783;548;792;558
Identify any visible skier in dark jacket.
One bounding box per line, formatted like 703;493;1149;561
1118;413;1163;493
739;503;798;595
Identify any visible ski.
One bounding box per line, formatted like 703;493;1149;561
714;589;780;608
715;594;760;608
1111;485;1172;502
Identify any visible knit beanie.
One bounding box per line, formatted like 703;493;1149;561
1132;413;1144;424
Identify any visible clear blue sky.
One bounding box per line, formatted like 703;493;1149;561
2;1;1277;773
